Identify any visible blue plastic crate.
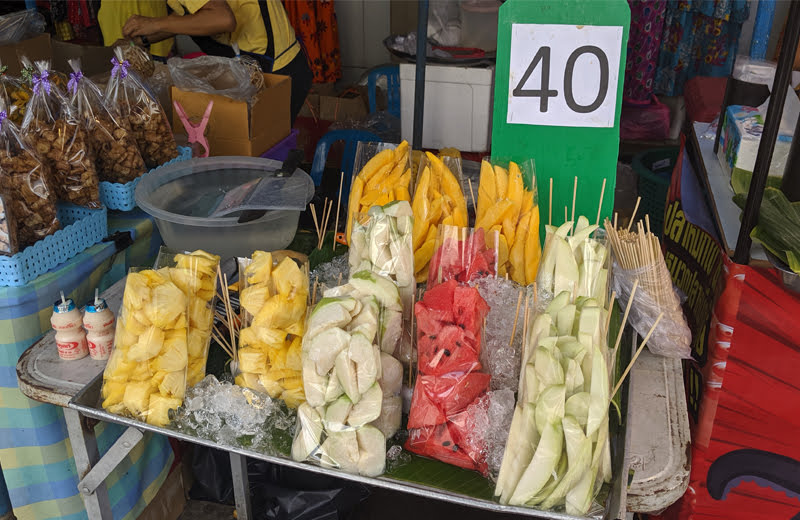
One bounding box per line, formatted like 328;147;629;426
100;146;192;211
0;203;108;287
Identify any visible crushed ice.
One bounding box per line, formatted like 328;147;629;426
310;254;349;294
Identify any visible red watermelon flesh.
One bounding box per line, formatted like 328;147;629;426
448;406;490;476
427;372;491;416
405;424;481;472
417;279;457;323
427;231;498;286
452;286;489;338
407;378;447;429
415;305;445;336
417;325;481;376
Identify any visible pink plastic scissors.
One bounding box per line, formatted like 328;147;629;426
173;99;214;158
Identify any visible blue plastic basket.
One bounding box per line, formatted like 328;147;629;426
0;203;108;287
100;146;192;211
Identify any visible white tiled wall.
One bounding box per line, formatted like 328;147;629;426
335;0;392;84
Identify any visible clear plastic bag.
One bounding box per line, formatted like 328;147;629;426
0;182;17;255
293;280;402;476
106;47;178;169
235;250;309;408
412;152;468;283
0;98;59;250
154;247;220;386
427;225;499;288
611;260;692;358
406;278;492;475
346;140;412;244
348;201;414;364
475;158;541;284
20;59;101;208
0;9;45;45
168;55;259;104
68;59;146;183
115;41;154;78
101;268;189;427
0;60;30;125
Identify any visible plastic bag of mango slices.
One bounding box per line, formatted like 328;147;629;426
101;268;190;427
235;250;309;408
345;140;412;244
153;247;220;387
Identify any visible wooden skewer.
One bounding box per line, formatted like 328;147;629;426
310;203;321;245
223;273;237;359
570;176;577;231
332;172;344;252
604;290;617;342
509;290;523;348
467;178;477;211
338;272;343;286
595;178;606;226
611;279;639;354
548;178;553;226
212;333;234;359
312;276;318;304
322;199;334;250
611;312;664;399
521;291;530;349
627;197;641;232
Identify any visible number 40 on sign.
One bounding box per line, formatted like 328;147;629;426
507;24;624;128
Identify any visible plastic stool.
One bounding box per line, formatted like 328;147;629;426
368;65;400;118
310;129;382;198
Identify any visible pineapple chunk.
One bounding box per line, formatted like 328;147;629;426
187;329;208;358
254;326;287;348
128;326;165;362
174;252;219;278
101;380;125;406
282;387;305;408
285;336;303;371
245;250;273;285
236;372;266;393
285;319;304;337
140;269;168;287
104;352;135;381
186;364;205;387
239;327;260;348
146;394;182;426
258;373;284;398
188;299;213;331
240;285;269;318
239;347;267;374
158;370;186;398
115;325;138;350
282;376;303;390
146;283;186;328
122;272;150;310
154;335;188;372
269;347;288;370
133;309;151;328
123;314;148;336
272;257;306;298
253;295;294;329
122;381;153;414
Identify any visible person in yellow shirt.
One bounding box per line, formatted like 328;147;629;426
122;0;312;123
98;1;175;58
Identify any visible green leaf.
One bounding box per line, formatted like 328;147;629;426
385;451;496;499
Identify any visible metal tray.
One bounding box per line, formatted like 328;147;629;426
70;363;632;520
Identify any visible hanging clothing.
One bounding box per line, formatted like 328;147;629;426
624;0;667;103
654;0;749;96
282;0;342;83
167;0;300;71
98;1;174;57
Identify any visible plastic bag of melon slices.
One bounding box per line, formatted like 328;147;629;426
105;47;178;169
348;201;414;365
427;225;499;288
406;278;493;475
534;217;609;313
291;285;405;477
153;247;220;388
475;158;541;285
412;152;469;284
345;140;412;245
235;250;309;408
101;268;189;427
66;58;146;184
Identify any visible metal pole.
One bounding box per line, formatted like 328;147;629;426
413;0;430;150
781;111;800;201
734;0;800;264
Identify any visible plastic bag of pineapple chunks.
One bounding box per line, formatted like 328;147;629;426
235;249;309;408
153;246;220;387
101;268;189;427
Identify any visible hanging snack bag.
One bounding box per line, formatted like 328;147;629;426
20;59;101;208
0;99;59;249
67;59;146;184
0;61;30;125
236;250;309;408
105;47;178;169
101;268;189;427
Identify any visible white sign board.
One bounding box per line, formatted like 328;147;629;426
507;23;623;128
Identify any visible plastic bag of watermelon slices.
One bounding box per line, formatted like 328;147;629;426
348;202;414;365
406;278;496;475
427;225;499;288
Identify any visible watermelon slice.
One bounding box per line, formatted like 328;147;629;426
417;279;457;323
448;406;490;476
417;325;481;376
426;372;491;416
405;424;481;471
406;379;447;429
427;230;498;287
452;286;490;338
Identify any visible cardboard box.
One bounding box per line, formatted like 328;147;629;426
0;34;114;77
320;87;368;122
171;73;291;157
0;34;51;74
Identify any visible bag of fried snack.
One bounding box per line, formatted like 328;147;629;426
19;59;101;208
0;60;30;126
105;47;178;169
0;97;59;250
67;58;146;184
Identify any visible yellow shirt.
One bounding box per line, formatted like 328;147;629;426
98;0;175;58
167;0;299;71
